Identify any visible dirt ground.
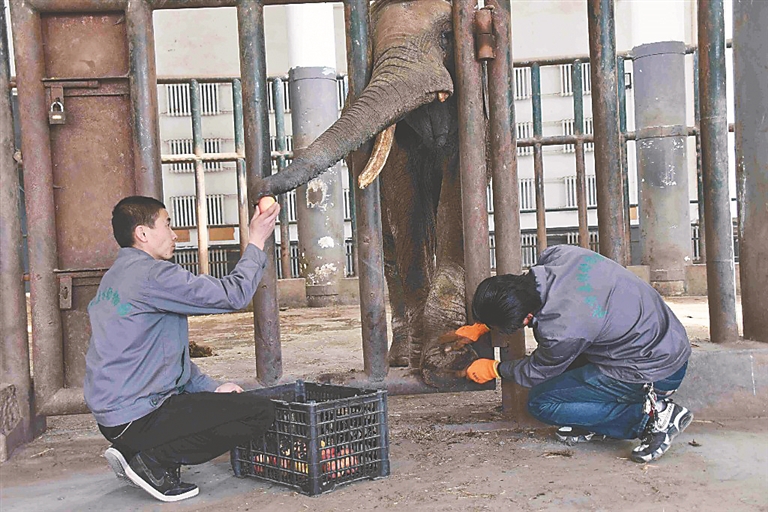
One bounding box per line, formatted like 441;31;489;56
2;297;767;511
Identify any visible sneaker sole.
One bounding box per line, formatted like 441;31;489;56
631;409;694;463
123;463;199;502
104;448;138;488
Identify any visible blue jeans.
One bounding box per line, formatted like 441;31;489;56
527;362;688;440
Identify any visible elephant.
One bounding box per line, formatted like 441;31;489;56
253;0;491;386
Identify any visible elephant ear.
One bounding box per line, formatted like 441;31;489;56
420;342;479;388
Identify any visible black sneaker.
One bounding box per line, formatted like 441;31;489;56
125;452;199;502
555;426;605;446
104;447;138;487
630;402;693;463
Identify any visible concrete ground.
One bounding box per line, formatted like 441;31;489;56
1;297;767;511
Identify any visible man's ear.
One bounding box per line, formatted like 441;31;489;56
133;225;148;244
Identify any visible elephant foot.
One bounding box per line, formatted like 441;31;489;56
388;334;410;367
420;336;479;388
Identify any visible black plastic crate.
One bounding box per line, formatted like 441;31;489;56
230;380;390;496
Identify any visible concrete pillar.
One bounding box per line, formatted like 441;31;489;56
286;6;346;307
632;42;692;295
733;0;768;342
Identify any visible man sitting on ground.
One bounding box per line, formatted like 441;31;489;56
84;195;280;502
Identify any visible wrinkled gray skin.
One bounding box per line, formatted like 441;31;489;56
254;0;486;385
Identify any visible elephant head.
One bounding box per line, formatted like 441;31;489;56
254;0;487;386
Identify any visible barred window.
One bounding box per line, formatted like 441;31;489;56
166;83;220;116
514;67;532;100
267;79;291;113
564;174;598;208
519;178;536;211
559;63;591;96
170;194;226;228
561;117;594;153
167;138;225;173
517;122;534;156
521;233;538;267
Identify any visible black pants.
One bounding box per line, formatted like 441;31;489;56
99;392;275;468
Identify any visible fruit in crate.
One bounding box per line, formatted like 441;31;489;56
322;446;359;479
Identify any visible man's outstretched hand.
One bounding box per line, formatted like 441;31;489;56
459;358;500;384
437;323;490;353
215;382;243;393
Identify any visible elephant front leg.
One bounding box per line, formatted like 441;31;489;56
383;215;409;367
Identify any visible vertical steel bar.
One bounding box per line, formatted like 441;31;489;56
572;60;589;248
272;77;292;280
733;0;768;342
454;0;491;317
693;52;706;262
617;55;631;249
10;0;64;414
344;0;388;381
697;0;739;343
233;79;249;256
238;0;282;384
126;0;162;199
531;63;547;254
190;79;210;275
587;0;629;265
486;0;530;421
1;0;33;447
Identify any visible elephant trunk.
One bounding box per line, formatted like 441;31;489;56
252;56;453;198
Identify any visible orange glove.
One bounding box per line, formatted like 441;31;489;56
464;358;500;384
455;323;490;341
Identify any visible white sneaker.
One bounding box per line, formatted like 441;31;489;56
631;402;694;463
104;447;137;487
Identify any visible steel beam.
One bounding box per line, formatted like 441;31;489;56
733;0;768;342
697;0;739;343
237;0;282;384
344;0;388;382
587;0;629;265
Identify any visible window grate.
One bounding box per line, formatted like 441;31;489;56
519;178;535;211
166;83;220;116
521;233;538;268
343;188;353;221
167;138;225;173
561;118;594;153
514;67;532;100
516;122;534;156
170;194;226;228
559;63;592;96
564;174;598;208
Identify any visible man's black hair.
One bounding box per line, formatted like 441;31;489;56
112;196;166;248
471;272;542;334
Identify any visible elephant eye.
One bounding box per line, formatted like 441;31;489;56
440;30;454;51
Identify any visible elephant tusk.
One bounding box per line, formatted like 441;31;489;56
437;91;451;102
358;124;396;189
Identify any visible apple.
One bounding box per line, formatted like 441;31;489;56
258;195;277;214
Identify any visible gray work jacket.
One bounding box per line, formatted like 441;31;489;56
84;244;267;426
499;245;691;388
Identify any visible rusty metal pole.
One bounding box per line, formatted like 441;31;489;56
572;60;589;247
190;79;210;275
271;78;293;279
697;0;739;344
485;0;532;421
733;0;768;342
126;0;162;199
344;0;388;381
1;0;34;456
531;63;547;254
9;0;65;415
237;0;282;385
232;79;250;256
587;0;629;265
454;0;491;317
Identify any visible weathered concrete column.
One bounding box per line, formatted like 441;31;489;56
289;67;346;307
733;0;768;342
1;2;33;461
632;42;692;295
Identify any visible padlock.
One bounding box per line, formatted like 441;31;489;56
49;100;66;125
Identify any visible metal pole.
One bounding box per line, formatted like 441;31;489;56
10;0;65;415
190;79;209;275
232;79;249;256
237;0;282;385
126;0;162;199
531;63;547;254
587;0;629;265
289;67;346;307
617;55;631;251
733;0;768;342
454;0;491;316
344;0;388;382
632;41;691;296
1;0;34;454
693;52;706;262
486;0;531;421
697;0;739;343
572;60;589;248
271;78;293;279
